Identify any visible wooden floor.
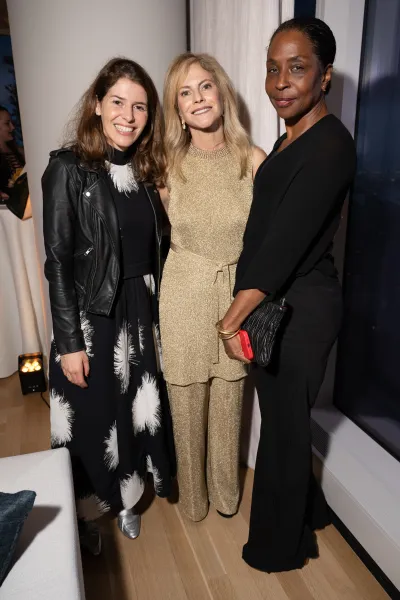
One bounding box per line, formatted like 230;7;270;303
0;372;390;600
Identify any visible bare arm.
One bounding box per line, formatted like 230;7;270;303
158;186;170;214
252;145;267;180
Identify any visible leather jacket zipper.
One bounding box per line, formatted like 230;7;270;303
74;246;93;257
85;224;98;311
144;185;162;299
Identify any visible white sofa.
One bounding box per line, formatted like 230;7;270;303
0;448;85;599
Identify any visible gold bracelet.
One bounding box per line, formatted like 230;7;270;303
215;320;239;335
219;330;240;340
215;320;240;339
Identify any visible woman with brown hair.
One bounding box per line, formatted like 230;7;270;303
159;53;266;522
42;58;175;555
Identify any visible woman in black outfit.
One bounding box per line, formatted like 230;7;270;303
42;58;175;555
220;18;356;572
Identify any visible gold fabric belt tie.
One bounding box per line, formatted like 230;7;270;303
170;243;238;364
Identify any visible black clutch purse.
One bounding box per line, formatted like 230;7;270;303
241;297;287;367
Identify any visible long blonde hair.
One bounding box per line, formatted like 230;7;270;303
163;52;250;180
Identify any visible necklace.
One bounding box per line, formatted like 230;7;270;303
191;139;226;152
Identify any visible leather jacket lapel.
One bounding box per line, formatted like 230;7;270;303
82;171;121;259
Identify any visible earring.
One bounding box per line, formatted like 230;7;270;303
181;119;186;131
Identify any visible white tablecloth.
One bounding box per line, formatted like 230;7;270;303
0;207;46;378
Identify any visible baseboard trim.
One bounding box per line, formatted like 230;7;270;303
329;510;400;599
311;406;400;593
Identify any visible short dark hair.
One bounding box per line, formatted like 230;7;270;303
271;17;336;70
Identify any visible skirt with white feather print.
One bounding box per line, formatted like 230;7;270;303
49;274;176;521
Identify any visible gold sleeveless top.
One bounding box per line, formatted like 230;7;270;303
159;144;253;385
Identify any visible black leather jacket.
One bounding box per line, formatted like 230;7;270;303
42;148;163;356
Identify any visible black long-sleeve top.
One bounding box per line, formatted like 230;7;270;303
234;114;356;297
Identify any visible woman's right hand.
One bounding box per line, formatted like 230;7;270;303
60;351;90;388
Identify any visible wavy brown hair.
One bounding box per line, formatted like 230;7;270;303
65;58;166;186
163;53;250;181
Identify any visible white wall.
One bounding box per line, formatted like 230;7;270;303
7;0;187;350
316;0;365;279
314;0;366;407
316;0;365;136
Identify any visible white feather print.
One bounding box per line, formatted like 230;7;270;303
114;321;137;394
146;455;162;494
153;323;163;372
132;372;161;436
51;332;61;364
143;274;156;295
106;161;138;194
80;311;94;358
77;494;110;521
50;389;74;446
104;422;119;471
120;472;145;509
138;320;145;354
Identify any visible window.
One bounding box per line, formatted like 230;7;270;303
335;0;400;461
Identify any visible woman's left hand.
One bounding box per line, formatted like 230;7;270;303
223;334;251;364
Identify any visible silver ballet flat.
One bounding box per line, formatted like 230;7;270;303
79;520;102;556
118;508;141;540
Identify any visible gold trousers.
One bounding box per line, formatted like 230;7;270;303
167;378;245;522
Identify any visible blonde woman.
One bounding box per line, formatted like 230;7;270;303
159;53;266;522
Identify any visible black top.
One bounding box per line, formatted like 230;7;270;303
234;114;357;297
108;146;155;279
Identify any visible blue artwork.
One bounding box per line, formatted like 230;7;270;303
0;34;22;145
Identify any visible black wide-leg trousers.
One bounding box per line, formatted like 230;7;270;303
243;270;342;572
